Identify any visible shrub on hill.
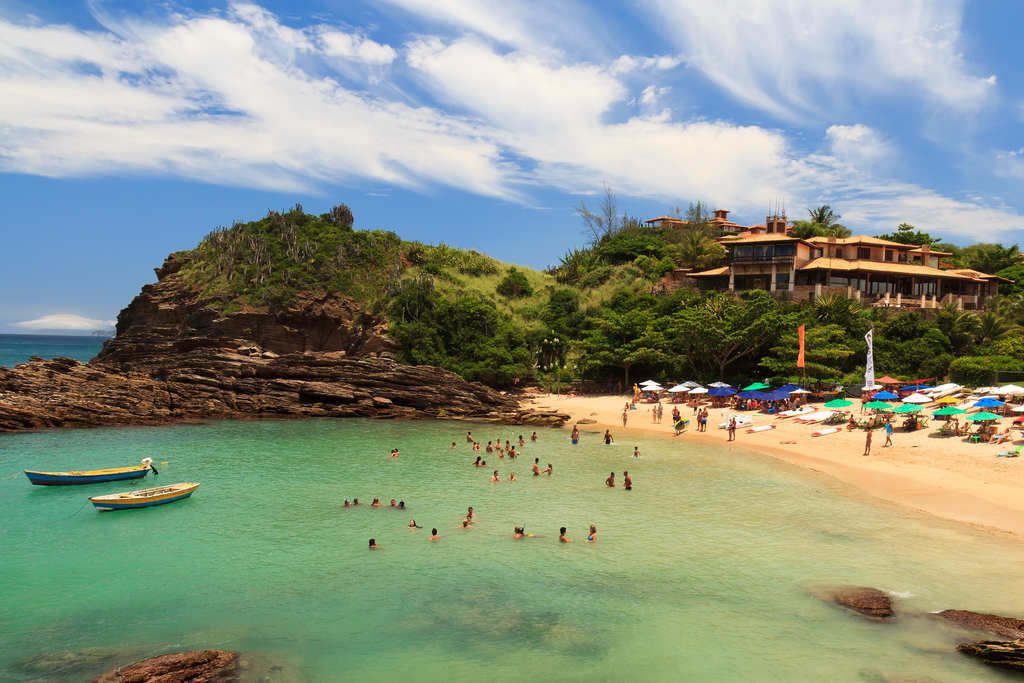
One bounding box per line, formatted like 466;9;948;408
948;355;1024;386
496;268;533;298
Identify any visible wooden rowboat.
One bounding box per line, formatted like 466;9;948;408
24;465;150;486
89;482;199;511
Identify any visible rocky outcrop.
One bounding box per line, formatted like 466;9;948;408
0;251;570;433
92;649;238;682
933;610;1024;640
957;640;1024;672
810;585;894;621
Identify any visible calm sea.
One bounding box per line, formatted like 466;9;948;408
1;419;1021;681
0;333;107;368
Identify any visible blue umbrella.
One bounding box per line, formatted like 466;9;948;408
777;384;804;393
737;390;770;399
708;387;737;397
763;390;792;401
872;391;899;400
974;397;1005;408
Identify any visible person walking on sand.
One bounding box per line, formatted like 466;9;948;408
727;417;737;442
884;421;893;447
623;409;629;428
864;429;872;456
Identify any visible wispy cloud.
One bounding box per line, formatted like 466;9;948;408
14;314;115;331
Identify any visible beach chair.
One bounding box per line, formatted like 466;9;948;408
997;445;1022;458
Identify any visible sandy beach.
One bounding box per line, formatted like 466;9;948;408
525;392;1024;539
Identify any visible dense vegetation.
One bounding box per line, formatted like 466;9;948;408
175;201;1024;389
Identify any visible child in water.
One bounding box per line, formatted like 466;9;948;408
368;538;378;549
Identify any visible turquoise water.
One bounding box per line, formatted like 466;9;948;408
0;334;106;368
3;419;1024;681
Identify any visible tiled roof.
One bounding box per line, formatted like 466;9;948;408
946;268;1014;283
688;266;730;277
798;258;982;280
721;234;802;243
807;236;909;248
908;246;953;256
644;216;688;224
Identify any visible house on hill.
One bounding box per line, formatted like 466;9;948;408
658;213;1009;309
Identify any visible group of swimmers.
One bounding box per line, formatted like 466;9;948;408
344;498;405;509
462;431;538;454
514;524;597;543
369;506;598;548
604;471;633;489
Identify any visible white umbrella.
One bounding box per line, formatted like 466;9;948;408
688;387;709;394
862;384;883;391
976;387;993;394
1013;405;1024;413
667;384;690;393
902;393;931;404
993;385;1024;395
681;380;700;388
789;389;811;394
708;381;731;388
640;380;661;387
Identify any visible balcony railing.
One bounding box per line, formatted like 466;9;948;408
731;254;795;264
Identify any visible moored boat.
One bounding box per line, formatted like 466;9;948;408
24;464;150;486
89;482;199;511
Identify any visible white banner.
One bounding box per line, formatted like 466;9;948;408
864;328;875;389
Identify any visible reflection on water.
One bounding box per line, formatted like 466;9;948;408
2;418;1023;681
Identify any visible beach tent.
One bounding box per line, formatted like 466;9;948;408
667;384;690;393
933;406;966;416
708;382;732;388
892;404;922;414
864;401;893;411
968;412;1002;422
741;382;771;391
871;391;899;400
974;397;1005;408
708;387;736;397
824;399;853;408
901;393;931;404
688;387;709;395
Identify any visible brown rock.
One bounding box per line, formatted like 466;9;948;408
933;610;1024;639
810;585;894;621
92;649;238;682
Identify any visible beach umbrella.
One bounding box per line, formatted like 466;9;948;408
790;389;811;394
933;406;966;416
777;384;804;393
967;412;1002;422
871;391;899;400
1013;405;1024;413
708;387;736;397
824;399;853;408
737;390;769;399
667;384;690;393
708;381;732;388
993;384;1024;395
741;382;770;391
862;384;883;391
901;393;931;404
763;390;792;401
892;404;922;414
640;380;661;387
876;376;903;385
681;380;700;388
688;387;709;395
973;397;1005;408
864;401;893;410
936;396;961;404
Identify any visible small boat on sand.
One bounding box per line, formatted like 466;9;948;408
89;483;199;511
24;464;150;486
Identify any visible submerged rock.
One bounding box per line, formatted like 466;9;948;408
957;639;1024;672
933;609;1024;640
810;585;894;621
92;649;239;682
16;648;124;677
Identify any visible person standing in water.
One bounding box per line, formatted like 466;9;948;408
586;525;597;543
490;470;500;482
542;463;553;476
605;472;616;487
466;431;474;443
623;471;632;490
571;425;580;442
532;458;541;476
559;527;572;543
633;446;640;458
531;431;538;442
429;528;441;541
604;429;613;445
508;472;517;481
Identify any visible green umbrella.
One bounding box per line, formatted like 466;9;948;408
742;382;770;391
933;406;966;416
892;404;922;414
968;412;1002;422
864;400;893;410
824;399;853;408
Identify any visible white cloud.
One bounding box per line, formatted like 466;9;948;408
610;54;682;75
639;85;671;106
825;124;893;169
14;314;115;331
994;148;1024;180
319;30;396;64
647;0;996;121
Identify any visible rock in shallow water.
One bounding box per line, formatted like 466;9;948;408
933;609;1024;640
92;649;239;682
810;585;894;621
957;639;1024;671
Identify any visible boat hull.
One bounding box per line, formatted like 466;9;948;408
24;467;149;486
90;483;199;511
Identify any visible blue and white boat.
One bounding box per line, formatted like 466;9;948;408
24;464;150;486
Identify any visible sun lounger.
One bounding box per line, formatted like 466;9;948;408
997;445;1022;458
777;406;814;418
812;427;840;437
746;425;776;433
794;410;835;424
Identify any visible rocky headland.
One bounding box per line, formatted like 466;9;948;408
0;251;568;432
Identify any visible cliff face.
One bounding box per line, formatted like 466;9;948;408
0;254;568;432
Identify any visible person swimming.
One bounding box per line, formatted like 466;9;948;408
491;470;500;482
409;520;422;528
352;498;361;506
542;463;552;476
513;526;525;539
450;442;456;449
586;525;597;543
389;499;397;507
559;527;572;543
343;499;350;508
531;431;538;441
508;472;516;481
368;538;378;549
398;500;405;509
389;448;399;458
460;519;472;529
624;471;632;490
429;528;441;541
466;506;475;520
532;458;540;476
605;472;616;487
371;498;382;507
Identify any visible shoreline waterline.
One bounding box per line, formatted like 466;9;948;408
527;393;1024;540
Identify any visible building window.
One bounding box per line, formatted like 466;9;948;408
775;272;790;287
858;247;871;259
816;248;824;258
885;249;894;262
834;249;844;258
775;244;795;257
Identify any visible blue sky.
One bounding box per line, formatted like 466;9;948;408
1;0;1022;332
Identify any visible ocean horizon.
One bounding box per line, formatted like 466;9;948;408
0;333;109;368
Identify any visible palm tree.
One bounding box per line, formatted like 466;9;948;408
812;293;864;331
678;229;725;269
806;205;851;238
975;311;1016;346
935;303;978;354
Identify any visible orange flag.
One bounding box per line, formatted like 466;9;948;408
796;325;806;368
